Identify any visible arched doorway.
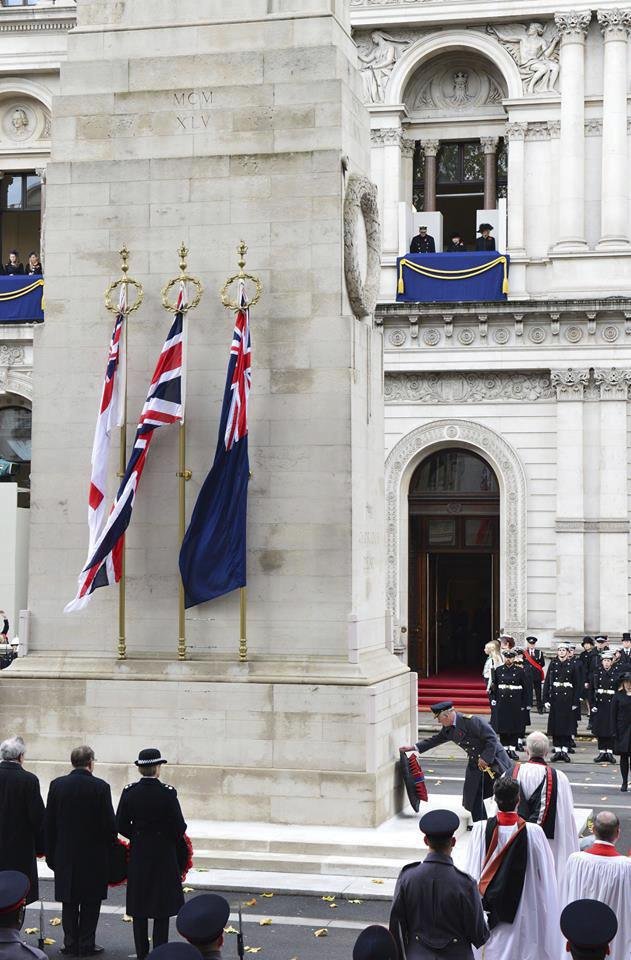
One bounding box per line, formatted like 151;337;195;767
408;448;499;677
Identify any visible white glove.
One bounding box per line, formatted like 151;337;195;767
591;707;598;713
491;700;497;706
572;705;579;710
545;703;551;710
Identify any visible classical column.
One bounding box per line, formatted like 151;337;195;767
505;123;526;254
371;127;403;257
481;137;499;209
400;137;415;209
35;166;46;266
551;369;589;635
593;368;631;631
552;11;591;252
421;139;439;212
597;9;631;249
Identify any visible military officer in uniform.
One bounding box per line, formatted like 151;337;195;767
560;899;617;960
116;748;187;960
401;701;511;822
148;945;203;960
488;649;528;760
0;871;46;960
353;926;398;960
524;636;545;713
542;643;581;762
579;636;596;723
410;226;435;254
475;224;495;251
177;894;230;960
389;809;489;960
591;652;617;763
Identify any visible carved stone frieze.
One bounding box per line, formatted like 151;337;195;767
525;122;551;141
370;127;402;146
554;11;592;39
0;345;25;366
597;9;631;38
593;366;631;400
384;371;555;403
506;122;527;141
585;119;603;136
356;30;412;103
547;120;561;138
487;22;560;94
1;97;50;144
550;368;590;399
405;55;506;115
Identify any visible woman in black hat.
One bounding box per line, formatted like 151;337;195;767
115;749;187;959
612;672;631;791
475;224;496;251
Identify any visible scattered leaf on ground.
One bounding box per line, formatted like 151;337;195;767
371;879;384;885
261;892;274;898
183;887;194;893
224;926;238;935
196;867;209;873
244;898;257;907
427;769;435;774
314;929;328;938
122;915;133;923
347;900;363;905
321;896;335;902
259;919;273;926
43;939;56;946
328;904;337;909
600;796;608;800
435;780;443;786
245;948;261;954
25;928;38;935
50;919;62;927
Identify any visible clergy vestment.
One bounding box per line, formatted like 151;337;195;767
465;815;561;960
511;759;578;884
561;845;631;960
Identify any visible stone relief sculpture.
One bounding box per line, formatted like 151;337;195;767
406;58;507;114
487;22;560;93
343;174;381;319
11;107;29;135
357;31;411;102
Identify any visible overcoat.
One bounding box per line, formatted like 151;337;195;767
590;667;617;739
490;663;528;733
543;659;580;737
0;761;45;903
612;690;631;754
45;767;116;902
116;777;186;919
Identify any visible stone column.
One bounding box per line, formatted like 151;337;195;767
506;123;526;254
35;166;46;267
597;9;631;249
400;137;415;209
371;127;403;257
481;137;499;209
593;368;631;631
551;369;589;635
552;11;591;252
422;139;439;212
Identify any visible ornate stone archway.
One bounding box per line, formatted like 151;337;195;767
385;420;527;655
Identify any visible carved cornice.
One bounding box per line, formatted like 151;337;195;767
385;371;555;403
421;138;440;157
554;11;592;39
547;120;561;138
556;519;630;532
0;18;75;33
597;8;631;38
506;122;527;141
525;122;551;141
550;368;590;399
585;119;603;136
593;366;631;399
370;127;402;146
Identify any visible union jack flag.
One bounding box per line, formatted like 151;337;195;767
224;288;251;450
88;284;126;553
66;291;186;612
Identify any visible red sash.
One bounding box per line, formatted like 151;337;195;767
584;843;621;857
479;817;527;896
523;649;544;680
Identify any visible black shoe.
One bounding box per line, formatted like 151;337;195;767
594;753;605;763
568;746;576;754
550;752;562;762
537;707;545;714
622;783;628;792
80;948;104;957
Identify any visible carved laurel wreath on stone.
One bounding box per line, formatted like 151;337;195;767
343;173;381;319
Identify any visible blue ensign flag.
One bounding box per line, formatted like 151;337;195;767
179;291;251;608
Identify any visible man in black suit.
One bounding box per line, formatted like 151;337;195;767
475;223;496;251
401;701;512;821
410;226;435;254
0;737;44;904
45;745;116;957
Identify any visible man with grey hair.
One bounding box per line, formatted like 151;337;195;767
509;730;578;883
0;737;45;904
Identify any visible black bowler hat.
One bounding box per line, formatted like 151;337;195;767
177;894;230;944
0;871;29;914
450;232;462;239
353;925;398;960
526;636;537;644
478;222;493;232
419;809;460;838
622;633;630;642
148;944;202;960
560;899;617;949
619;671;631;681
135;747;167;767
430;700;453;715
581;636;595;646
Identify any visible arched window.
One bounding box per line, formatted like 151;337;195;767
410;448;498;497
0;406;31;503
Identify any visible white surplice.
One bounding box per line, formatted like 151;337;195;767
560;851;631;960
514;761;579;884
466;820;562;960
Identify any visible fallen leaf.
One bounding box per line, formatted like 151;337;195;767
259;919;273;926
261;892;274;898
601;796;608;800
50;919;62;927
321;896;336;902
224;926;238;935
244;898;257;907
25;928;38;935
183;887;194;893
245;948;261;954
43;939;56;946
328;903;337;909
348;899;363;904
435;780;443;786
122;915;133;923
427;769;435;773
371;879;384;885
314;929;328;938
196;867;209;873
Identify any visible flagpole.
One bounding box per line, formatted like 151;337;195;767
104;245;143;661
161;243;203;661
220;241;262;664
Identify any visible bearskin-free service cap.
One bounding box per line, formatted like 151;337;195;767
135;747;167;766
560;900;617;948
419;809;460;838
0;871;29;914
148;944;202;960
176;894;230;944
526;636;538;644
430;700;453;715
352;925;398;960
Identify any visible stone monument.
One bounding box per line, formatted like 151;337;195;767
0;0;414;826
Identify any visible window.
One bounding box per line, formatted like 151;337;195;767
1;1;37;6
0;406;31;505
413;139;508;206
410;449;499;496
1;174;41;212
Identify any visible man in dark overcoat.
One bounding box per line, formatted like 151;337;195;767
488;649;528;759
116;749;187;960
543;643;581;761
45;745;116;956
0;737;44;904
401;701;512;822
389;809;489;960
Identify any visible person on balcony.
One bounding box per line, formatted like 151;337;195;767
446;232;466;252
410;226;435;254
476;224;496;251
3;252;24;276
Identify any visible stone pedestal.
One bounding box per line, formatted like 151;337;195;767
0;0;412;827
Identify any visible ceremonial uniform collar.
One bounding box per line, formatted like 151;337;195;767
585;841;621;857
424;851;454;865
0;930;23;943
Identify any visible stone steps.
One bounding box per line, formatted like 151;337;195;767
190;848;410;878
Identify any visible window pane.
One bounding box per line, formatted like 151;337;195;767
411;449;499;494
428;518;456;546
3;176;23;210
465;518;497;547
463;143;483;181
413;143;425;183
0;407;31;463
497;139;508;179
25;175;41;210
437;144;458;182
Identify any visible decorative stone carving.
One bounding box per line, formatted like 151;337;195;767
457;328;475;345
593;367;631;400
421;139;440;157
547;120;561;138
0;345;25;366
528;325;546;343
384;371;555;403
422;328;440;346
400;137;415;158
585;119;603;136
370;128;402;146
597;9;631;38
554;11;592;39
388;329;407;347
506;122;527;141
405;55;507;116
525;122;551;141
550;368;590;399
480;136;500;154
487;22;560;93
343;174;381;319
602;324;620;342
356;31;411;103
385;420;528;642
493;327;510;344
564;325;583;343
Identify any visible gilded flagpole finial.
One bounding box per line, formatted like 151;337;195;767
120;245;130;276
104;244;143;315
221;240;262;310
237;241;247;276
178;242;189;276
161;243;203;313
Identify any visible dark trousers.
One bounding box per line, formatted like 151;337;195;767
499;731;520;748
533;675;543;710
597;737;614;750
553;735;571;749
133;917;169;960
62;901;101;954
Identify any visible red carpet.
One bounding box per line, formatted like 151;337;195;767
418;669;490;715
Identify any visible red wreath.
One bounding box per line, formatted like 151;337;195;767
178;833;194;882
108;834;194;886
